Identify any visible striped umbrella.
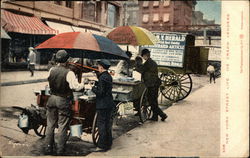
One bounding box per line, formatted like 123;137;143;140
106;26;159;46
35;32;128;59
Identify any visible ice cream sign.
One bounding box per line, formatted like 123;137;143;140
144;32;187;68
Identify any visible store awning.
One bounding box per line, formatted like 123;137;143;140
1;27;11;39
46;21;74;34
1;10;58;35
72;26;103;35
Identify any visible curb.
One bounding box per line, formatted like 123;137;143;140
1;79;47;86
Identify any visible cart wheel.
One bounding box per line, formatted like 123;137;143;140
139;88;152;123
176;74;192;101
159;69;181;102
34;124;46;138
92;113;99;146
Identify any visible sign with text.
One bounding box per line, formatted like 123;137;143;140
143;32;187;68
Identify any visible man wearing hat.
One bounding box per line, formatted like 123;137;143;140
135;48;168;121
45;50;85;155
92;59;115;152
27;47;36;77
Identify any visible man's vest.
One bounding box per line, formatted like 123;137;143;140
48;66;72;97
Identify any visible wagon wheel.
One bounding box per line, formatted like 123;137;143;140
159;69;181;102
92;113;99;146
34;124;46;138
139;88;152;123
176;73;192;101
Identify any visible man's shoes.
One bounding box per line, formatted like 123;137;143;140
93;147;110;152
161;114;168;121
149;115;158;121
44;145;53;155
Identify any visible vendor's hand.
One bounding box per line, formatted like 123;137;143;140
83;78;90;84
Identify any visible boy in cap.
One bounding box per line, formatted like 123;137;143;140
45;50;85;155
92;59;115;151
135;48;167;121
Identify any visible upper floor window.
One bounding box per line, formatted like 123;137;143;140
142;14;149;23
153;13;159;22
66;1;72;8
82;2;96;22
142;1;149;8
163;0;170;7
54;0;62;5
107;3;117;27
163;13;170;23
153;1;159;7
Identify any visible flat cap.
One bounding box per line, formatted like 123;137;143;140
56;50;69;63
98;59;111;69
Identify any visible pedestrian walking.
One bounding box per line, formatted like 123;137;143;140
27;47;36;77
207;63;216;83
44;50;85;155
92;59;115;152
135;49;167;121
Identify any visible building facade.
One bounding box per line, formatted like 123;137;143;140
1;1;124;67
138;0;196;32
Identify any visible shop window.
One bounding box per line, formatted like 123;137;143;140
66;1;72;8
153;1;159;7
107;3;117;27
142;14;149;23
143;1;149;8
163;0;170;7
82;2;96;22
153;13;159;22
163;13;170;23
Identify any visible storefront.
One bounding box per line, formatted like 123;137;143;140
1;10;58;68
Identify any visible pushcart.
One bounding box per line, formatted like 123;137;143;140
143;32;209;102
13;73;150;146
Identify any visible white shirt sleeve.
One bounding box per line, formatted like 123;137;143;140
66;71;85;91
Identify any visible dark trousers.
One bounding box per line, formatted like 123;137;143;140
28;64;35;76
209;73;216;83
147;86;165;117
45;95;71;153
96;108;113;150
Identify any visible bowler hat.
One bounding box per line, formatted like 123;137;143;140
141;48;150;56
98;59;111;69
56;50;69;63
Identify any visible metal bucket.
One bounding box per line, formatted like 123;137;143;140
70;124;82;137
18;114;29;128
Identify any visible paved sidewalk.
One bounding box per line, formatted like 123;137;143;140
87;78;221;157
0;71;48;86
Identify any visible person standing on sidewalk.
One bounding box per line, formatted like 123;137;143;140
135;49;167;121
92;59;115;152
44;50;85;155
207;63;216;83
27;47;36;77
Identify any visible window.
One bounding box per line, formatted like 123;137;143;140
142;14;149;23
107;3;117;27
142;1;149;7
153;13;159;22
163;13;170;22
66;1;72;8
153;1;159;7
54;0;62;5
163;0;170;7
82;2;96;22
